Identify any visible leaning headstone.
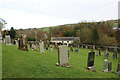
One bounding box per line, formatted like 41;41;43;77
5;35;11;46
56;45;69;67
108;62;112;72
113;46;118;59
39;41;45;53
102;59;108;72
87;50;95;68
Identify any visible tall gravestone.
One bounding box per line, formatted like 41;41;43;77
87;50;95;68
57;45;69;67
18;34;28;51
5;35;11;45
39;41;45;53
86;50;96;72
15;40;18;45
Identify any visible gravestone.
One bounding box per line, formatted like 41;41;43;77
108;62;112;72
113;46;118;59
87;50;95;68
115;63;120;75
15;40;18;45
97;48;101;56
86;46;88;49
0;33;2;44
29;42;32;48
39;41;45;53
93;45;95;49
86;50;96;72
105;48;109;57
5;35;11;45
50;46;54;52
102;59;108;72
75;48;79;52
18;35;28;51
57;45;69;67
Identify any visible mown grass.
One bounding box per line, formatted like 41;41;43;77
2;44;119;78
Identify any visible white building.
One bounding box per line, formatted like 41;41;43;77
51;37;80;45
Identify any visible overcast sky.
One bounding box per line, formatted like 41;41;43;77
0;0;119;30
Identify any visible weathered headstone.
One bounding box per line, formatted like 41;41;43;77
113;46;118;59
87;50;95;68
5;35;11;45
57;45;69;67
39;41;45;53
97;48;101;56
50;46;54;52
93;45;95;49
108;62;112;72
75;48;79;52
86;46;88;49
15;40;18;45
105;48;109;57
102;59;108;72
18;34;28;51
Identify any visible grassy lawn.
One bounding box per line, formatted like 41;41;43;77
2;44;119;78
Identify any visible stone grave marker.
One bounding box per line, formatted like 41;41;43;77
86;50;96;72
105;48;109;57
18;35;28;51
115;63;120;75
108;62;112;72
102;59;108;72
39;41;45;53
87;50;95;68
50;46;54;52
113;46;118;59
57;45;69;67
97;48;101;56
5;35;11;46
86;46;88;49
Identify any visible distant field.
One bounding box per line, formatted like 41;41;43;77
2;44;119;78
